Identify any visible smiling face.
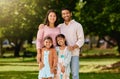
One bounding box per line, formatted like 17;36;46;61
56;37;65;46
44;39;53;49
48;12;57;24
61;9;72;22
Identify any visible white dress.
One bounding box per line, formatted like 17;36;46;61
38;50;54;79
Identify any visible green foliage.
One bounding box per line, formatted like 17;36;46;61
75;0;120;35
0;0;81;56
74;0;120;53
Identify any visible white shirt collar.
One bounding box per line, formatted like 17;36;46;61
63;19;75;25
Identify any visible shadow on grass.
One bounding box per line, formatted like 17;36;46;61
0;63;37;66
80;72;120;79
80;54;120;59
0;71;38;79
1;71;120;79
0;57;36;63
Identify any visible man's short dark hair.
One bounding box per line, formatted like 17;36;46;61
61;7;72;12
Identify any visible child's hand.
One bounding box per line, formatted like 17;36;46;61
61;66;65;73
50;68;54;73
39;62;44;70
54;68;57;74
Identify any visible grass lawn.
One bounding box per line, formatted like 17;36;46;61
1;48;120;79
80;57;120;79
80;72;120;79
0;57;38;79
1;57;120;79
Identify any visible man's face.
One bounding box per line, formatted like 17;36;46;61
61;10;72;22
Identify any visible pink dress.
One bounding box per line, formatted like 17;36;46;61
36;25;60;49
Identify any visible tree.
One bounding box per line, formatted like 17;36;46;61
0;0;38;56
75;0;120;53
0;0;80;57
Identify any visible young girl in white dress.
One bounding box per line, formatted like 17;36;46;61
55;34;71;79
38;36;58;79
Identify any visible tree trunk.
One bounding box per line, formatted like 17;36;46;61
14;45;20;57
89;35;94;49
110;30;120;54
28;35;33;45
117;39;120;54
0;39;4;57
0;40;3;57
118;44;120;54
96;37;101;48
14;40;23;57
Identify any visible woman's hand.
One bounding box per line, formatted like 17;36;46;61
38;24;44;29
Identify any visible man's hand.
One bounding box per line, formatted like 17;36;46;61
73;44;79;49
68;46;74;51
68;44;79;51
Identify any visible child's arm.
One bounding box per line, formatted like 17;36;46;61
52;49;58;74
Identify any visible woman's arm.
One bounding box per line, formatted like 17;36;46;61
36;49;41;64
53;49;58;68
36;25;44;64
36;27;44;49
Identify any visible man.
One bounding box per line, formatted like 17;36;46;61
58;7;84;79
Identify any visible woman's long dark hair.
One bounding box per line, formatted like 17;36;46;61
44;9;58;27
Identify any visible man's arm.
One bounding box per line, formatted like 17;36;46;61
75;23;84;48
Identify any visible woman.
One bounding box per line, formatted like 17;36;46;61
36;9;60;78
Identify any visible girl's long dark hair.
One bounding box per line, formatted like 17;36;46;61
44;9;58;27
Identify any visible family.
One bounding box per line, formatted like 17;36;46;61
36;7;84;79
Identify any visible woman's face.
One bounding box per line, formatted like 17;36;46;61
48;12;57;24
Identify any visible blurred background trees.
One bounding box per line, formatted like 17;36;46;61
75;0;120;53
0;0;120;57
